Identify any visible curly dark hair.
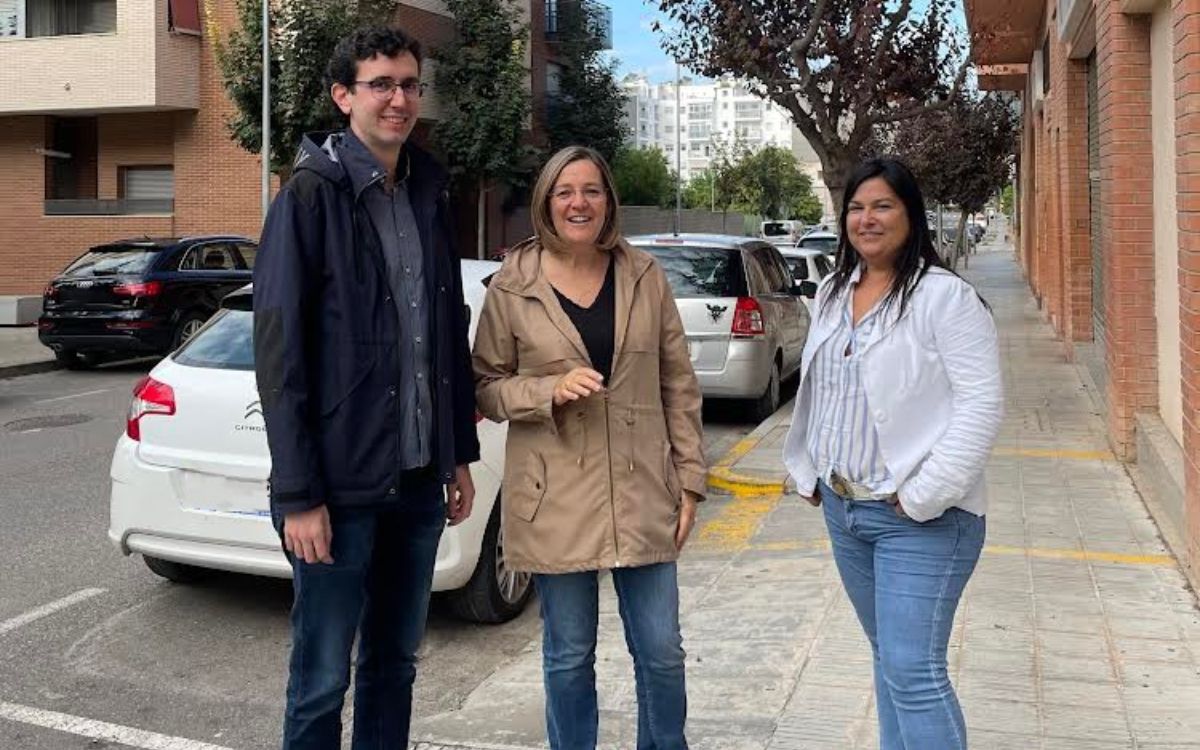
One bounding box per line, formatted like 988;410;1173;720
326;26;422;90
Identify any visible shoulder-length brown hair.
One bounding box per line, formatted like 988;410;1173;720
530;146;622;252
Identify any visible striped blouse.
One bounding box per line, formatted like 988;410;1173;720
805;272;897;498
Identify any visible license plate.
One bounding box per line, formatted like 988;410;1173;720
179;472;269;515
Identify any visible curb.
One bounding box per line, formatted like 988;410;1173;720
0;359;59;380
706;398;793;497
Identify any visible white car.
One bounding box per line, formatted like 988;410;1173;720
778;247;835;313
108;260;532;623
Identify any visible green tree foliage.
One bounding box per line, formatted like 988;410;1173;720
657;0;968;215
433;0;535;187
1001;183;1015;217
213;0;397;170
732;146;821;221
611;147;674;206
546;0;627;164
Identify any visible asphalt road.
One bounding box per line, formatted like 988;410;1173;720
0;362;767;749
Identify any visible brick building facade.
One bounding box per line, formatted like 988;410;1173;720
0;0;550;298
967;0;1200;586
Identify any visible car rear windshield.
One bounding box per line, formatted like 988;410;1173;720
173;310;253;371
62;246;159;277
641;245;745;298
761;222;790;237
799;236;838;254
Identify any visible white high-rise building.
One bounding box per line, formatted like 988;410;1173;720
621;74;834;219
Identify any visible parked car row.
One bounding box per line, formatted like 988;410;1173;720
40;232;823;625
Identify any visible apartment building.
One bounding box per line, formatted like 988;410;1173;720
966;0;1200;587
621;74;833;218
0;0;575;303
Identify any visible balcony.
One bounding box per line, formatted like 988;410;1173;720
545;0;612;50
964;0;1042;90
0;0;200;115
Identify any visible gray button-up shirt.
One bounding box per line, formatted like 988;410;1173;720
336;131;433;470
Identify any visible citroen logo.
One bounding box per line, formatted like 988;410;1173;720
706;304;727;323
245;400;263;420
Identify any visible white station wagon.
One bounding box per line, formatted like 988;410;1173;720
108;261;532;623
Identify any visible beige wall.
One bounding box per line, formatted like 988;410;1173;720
1151;2;1183;445
0;0;198;115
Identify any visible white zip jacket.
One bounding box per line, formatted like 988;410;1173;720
782;266;1003;523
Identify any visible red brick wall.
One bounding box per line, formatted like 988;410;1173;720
1097;1;1158;459
1173;0;1200;584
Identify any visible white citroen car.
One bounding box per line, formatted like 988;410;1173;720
108;261;531;623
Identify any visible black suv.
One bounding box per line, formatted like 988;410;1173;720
39;236;256;369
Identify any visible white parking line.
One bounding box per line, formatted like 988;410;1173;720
0;588;106;636
31;388;111;405
0;701;237;750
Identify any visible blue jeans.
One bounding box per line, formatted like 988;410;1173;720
819;480;985;750
278;480;444;750
534;562;688;750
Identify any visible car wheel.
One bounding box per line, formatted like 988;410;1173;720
445;499;533;624
143;555;210;583
54;348;90;370
172;312;208;350
750;361;781;422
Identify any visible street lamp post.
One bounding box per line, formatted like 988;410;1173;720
674;63;681;235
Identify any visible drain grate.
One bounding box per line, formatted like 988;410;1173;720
4;414;92;433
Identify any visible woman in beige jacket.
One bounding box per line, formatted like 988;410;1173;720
473;145;706;750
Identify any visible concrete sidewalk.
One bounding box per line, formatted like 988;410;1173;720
410;231;1200;749
0;326;56;378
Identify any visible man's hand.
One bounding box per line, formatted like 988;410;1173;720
283;505;333;564
446;464;475;526
675;491;700;551
553;367;605;406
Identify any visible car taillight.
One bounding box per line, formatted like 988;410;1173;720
43;283;57;300
113;281;162;298
731;297;765;338
127;375;175;441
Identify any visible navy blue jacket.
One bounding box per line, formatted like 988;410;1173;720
253;131;480;516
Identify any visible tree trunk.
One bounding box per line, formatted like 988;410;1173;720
952;208;968;269
477;179;486;260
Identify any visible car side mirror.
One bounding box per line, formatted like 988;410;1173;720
794;280;818;298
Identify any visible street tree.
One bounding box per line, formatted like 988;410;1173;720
884;91;1018;266
213;0;398;171
545;0;627;164
432;0;537;257
730;146;821;222
611;147;674;206
656;0;969;215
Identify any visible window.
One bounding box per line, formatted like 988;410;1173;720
174;310;254;371
26;0;115;37
121;166;174;201
640;246;746;297
180;243;236;272
62;245;158;277
45;116;97;201
233;242;257;269
735;101;762;119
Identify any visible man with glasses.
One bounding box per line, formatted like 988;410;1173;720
253;25;480;749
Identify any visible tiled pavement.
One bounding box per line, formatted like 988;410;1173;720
409;231;1200;749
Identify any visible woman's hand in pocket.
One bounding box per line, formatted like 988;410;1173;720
675;491;700;550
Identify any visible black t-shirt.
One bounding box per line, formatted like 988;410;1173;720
553;258;616;383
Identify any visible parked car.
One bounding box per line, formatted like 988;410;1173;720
628;234;813;420
39;236;256;369
108;260;533;624
760;219;804;247
796;229;839;259
779;247;834;313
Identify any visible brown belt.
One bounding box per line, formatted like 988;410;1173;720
828;470;882;501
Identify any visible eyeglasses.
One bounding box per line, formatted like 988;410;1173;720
551;187;606;203
353;78;427;100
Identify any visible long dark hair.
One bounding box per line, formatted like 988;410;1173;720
821;158;955;320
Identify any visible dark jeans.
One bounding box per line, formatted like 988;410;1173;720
278;480;444;750
534;562;688;750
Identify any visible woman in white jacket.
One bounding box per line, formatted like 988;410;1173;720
783;158;1003;750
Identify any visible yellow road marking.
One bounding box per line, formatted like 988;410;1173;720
993;447;1116;461
693;493;781;550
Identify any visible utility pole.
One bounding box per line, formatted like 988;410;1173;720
261;0;271;225
674;63;681;235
